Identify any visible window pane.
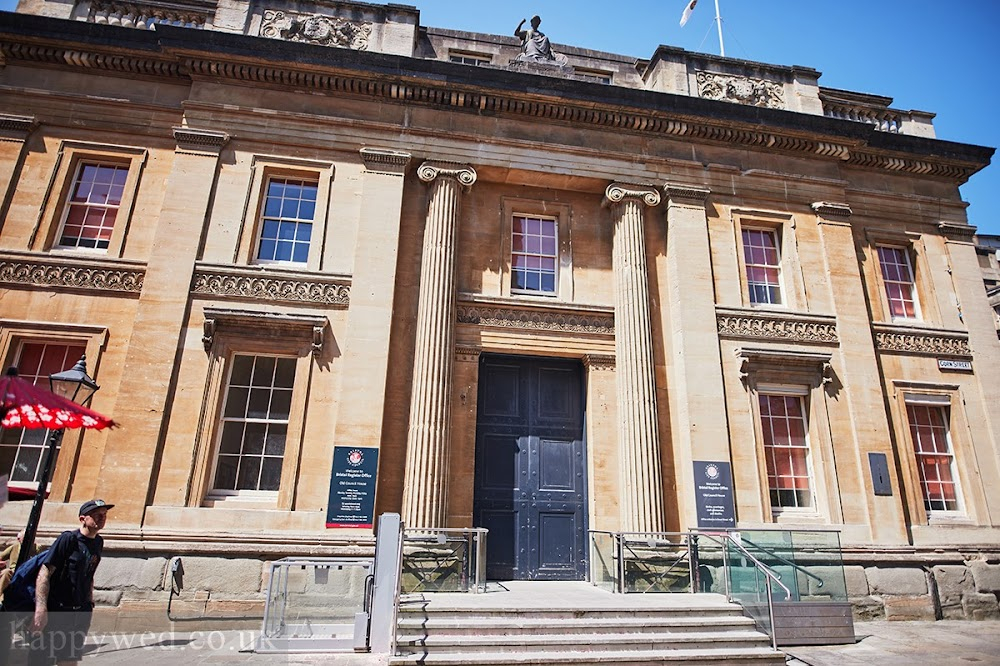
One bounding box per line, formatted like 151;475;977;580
213;354;296;494
511;215;558;294
878;245;919;320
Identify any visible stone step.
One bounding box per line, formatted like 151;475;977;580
396;629;772;654
396;615;758;637
389;646;786;666
396;606;748;621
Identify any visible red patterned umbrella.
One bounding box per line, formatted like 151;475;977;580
1;366;116;430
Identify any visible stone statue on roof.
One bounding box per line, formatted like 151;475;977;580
514;15;554;62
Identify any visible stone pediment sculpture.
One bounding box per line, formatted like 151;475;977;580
511;15;572;73
260;10;372;50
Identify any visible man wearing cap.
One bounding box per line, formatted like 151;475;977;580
29;498;112;664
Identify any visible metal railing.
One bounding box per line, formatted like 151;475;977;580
401;527;488;594
256;557;374;653
589;530;793;649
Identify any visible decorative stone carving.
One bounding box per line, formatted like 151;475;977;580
202;307;328;357
604;183;661;207
0;113;36;139
811;201;853;219
457;305;614;336
454;345;482;362
696;71;784;109
874;325;972;357
359;147;411;175
417;161;478;187
0;255;144;293
582;354;616;371
191;265;350;306
260;10;372;50
663;183;711;206
717;308;839;344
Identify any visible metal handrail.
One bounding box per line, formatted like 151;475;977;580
736;535;825;588
718;534;789;651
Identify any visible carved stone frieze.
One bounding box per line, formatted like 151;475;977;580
717;308;839;344
191;264;350;306
457;305;614;336
873;325;971;357
260;10;372;50
0;254;144;293
696;71;785;109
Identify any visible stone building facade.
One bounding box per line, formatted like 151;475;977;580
0;0;998;625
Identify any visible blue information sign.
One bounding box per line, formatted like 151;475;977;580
326;446;379;528
693;460;736;529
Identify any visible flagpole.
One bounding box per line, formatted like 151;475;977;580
714;0;725;56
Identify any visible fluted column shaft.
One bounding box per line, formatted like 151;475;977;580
605;183;666;533
402;162;477;528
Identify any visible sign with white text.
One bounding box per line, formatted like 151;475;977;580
937;359;972;372
693;461;736;529
326;446;379;528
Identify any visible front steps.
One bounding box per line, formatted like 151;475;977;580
391;581;785;666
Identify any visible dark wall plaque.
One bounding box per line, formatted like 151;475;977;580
869;452;893;496
693;460;736;529
326;446;379;528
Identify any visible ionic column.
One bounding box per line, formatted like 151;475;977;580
604;182;665;533
402;161;477;528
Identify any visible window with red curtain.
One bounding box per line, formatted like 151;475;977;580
742;228;782;305
58;162;129;250
759;393;812;509
906;403;959;512
0;341;86;485
877;246;919;319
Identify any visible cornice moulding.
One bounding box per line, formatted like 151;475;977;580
0;16;990;182
457;295;614;336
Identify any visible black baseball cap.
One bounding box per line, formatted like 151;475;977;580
79;499;114;516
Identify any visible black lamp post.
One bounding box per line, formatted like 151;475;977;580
15;355;100;571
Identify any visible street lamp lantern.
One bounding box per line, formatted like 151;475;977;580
14;354;102;571
48;355;100;406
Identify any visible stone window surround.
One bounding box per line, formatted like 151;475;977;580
0;319;108;503
193;307;324;511
29;141;147;259
736;347;839;525
234;156;334;272
499;197;573;302
890;380;978;527
731;208;806;312
864;229;938;326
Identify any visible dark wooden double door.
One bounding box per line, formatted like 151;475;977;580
473;355;587;580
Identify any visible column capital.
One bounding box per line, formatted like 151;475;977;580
604;182;661;208
0;113;37;142
360;147;411;175
417;160;477;188
811;201;853;219
172;127;229;155
663;182;710;206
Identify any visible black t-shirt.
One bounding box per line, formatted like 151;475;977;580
40;529;103;610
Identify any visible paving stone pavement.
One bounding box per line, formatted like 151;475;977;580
784;620;1000;666
6;620;1000;664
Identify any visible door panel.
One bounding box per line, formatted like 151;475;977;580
474;355;586;581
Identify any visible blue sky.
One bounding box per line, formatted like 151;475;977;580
2;0;997;235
